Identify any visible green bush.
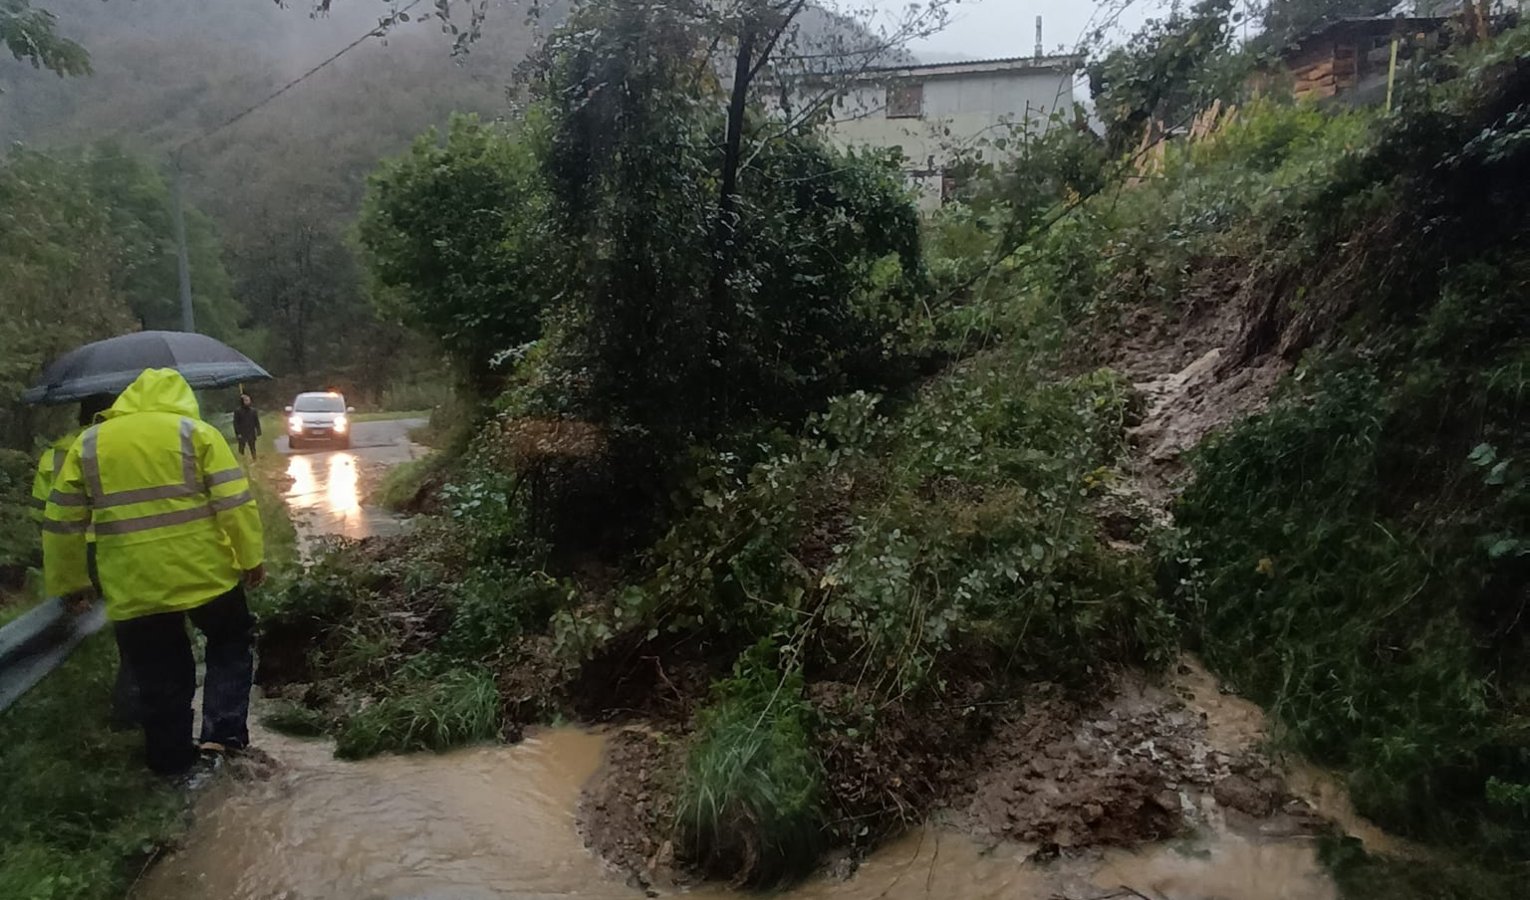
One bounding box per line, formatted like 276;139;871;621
676;643;826;886
0;448;39;576
335;669;501;759
443;564;568;658
1319;836;1519;900
1176;344;1529;851
558;344;1174;696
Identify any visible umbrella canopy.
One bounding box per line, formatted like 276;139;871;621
21;331;271;405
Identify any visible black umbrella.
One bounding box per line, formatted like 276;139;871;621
21;331;271;405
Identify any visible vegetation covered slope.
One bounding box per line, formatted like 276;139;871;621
256;8;1530;895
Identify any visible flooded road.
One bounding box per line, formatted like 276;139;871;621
277;418;425;553
137;420;1364;900
141;717;1340;900
138;727;631;899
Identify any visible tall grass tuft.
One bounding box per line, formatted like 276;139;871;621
335;668;501;759
675;643;826;886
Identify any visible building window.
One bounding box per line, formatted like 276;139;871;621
886;82;923;119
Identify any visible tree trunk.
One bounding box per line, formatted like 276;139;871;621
707;13;758;429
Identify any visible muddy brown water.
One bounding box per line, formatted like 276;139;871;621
139;724;1339;900
138;422;1384;899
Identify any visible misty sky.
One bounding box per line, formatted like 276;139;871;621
899;0;1171;61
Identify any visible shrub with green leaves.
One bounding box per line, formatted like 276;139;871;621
676;643;826;886
0;448;38;578
564;344;1174;696
443;565;568;658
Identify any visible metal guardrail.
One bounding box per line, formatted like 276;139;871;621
0;598;107;712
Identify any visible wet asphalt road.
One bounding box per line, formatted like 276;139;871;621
275;417;426;551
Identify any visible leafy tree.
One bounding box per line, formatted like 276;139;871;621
533;0;716;444
358;115;553;390
723;137;922;422
0;148;136;446
0;0;87;79
0;145;251;445
530;0;924;447
1088;0;1248;155
74;149;247;344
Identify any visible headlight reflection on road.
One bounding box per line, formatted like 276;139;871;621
286;454;317;505
327;454;361;518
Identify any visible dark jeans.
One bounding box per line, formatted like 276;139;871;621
110;629;141;731
236;435;257;459
114;586;256;775
92;544;141;730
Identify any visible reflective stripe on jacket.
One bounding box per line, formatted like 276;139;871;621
30;432;78;523
43;368;265;621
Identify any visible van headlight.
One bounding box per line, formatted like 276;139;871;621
288;415;304;433
333;415;349;433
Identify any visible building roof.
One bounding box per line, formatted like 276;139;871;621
854;54;1085;80
1283;15;1447;55
767;52;1084;89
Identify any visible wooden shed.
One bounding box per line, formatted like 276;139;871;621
1281;17;1447;105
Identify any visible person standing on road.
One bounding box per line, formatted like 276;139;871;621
233;393;261;461
31;393;141;730
43;368;266;778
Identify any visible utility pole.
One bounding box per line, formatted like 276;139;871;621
170;156;196;333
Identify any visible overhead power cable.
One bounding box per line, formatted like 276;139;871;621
174;0;426;156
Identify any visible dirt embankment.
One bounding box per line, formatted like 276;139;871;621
1095;268;1292;501
577;661;1351;887
577;268;1339;884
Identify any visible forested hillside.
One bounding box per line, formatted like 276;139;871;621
0;0;908;397
0;0;543;401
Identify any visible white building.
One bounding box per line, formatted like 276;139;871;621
787;55;1083;211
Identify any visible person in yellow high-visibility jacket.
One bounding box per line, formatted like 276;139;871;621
32;393;143;730
29;394;116;521
44;368;266;776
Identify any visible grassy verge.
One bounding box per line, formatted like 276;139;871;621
352;409;432;423
0;632;184;900
373;453;450;512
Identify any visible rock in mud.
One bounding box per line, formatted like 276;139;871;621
954;674;1303;853
1214;773;1276;817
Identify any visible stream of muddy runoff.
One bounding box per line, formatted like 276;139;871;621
136;426;1402;900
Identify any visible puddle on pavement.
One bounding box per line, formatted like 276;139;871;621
283;420;424;556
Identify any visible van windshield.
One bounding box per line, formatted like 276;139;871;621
294;395;345;413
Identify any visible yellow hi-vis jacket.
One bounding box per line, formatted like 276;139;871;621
43;368;265;621
31;431;82;523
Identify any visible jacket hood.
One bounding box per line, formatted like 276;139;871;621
104;368;201;420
